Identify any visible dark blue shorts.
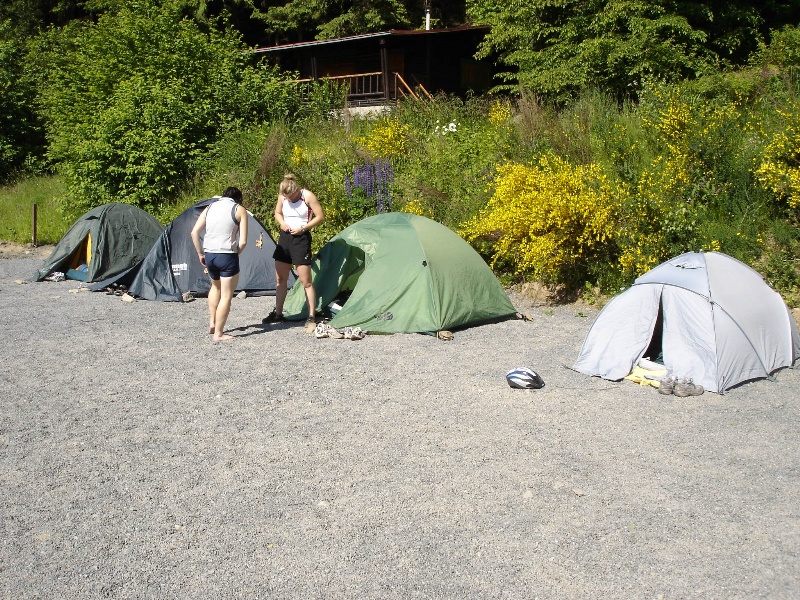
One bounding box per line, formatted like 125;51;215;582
205;252;240;280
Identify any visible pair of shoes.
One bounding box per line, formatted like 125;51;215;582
315;323;344;339
343;326;366;340
305;316;318;334
673;377;704;397
658;375;676;395
262;309;283;324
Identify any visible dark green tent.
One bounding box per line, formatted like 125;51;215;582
283;213;517;333
34;203;163;283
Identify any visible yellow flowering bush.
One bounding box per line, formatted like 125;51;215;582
356;117;410;159
289;144;307;168
488;100;512;127
755;101;800;209
460;155;622;285
617;85;736;278
399;198;433;217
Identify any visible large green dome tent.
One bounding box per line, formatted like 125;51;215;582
282;213;517;334
34;203;163;284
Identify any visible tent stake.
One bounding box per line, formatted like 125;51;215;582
32;203;38;247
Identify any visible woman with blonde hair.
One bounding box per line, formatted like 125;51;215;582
262;174;325;332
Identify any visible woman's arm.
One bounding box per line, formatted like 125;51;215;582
274;194;289;232
303;190;325;231
237;205;248;253
190;207;209;266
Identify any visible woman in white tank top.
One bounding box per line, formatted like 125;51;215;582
262;173;325;333
190;186;248;342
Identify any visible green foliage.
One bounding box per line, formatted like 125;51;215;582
200;122;288;208
316;0;409;39
752;24;800;68
470;1;800;103
388;96;518;228
756;225;800;307
755;97;800;211
0;20;47;182
246;0;410;42
36;2;299;218
472;0;714;102
0;0;92;35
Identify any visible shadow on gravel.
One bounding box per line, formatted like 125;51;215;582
226;323;296;337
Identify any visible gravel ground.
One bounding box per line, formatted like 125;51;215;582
1;251;799;599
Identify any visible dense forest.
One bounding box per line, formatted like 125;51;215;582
2;1;800;299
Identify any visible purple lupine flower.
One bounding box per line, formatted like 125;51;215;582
345;160;394;214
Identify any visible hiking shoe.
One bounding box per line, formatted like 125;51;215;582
305;316;318;333
262;309;283;324
325;324;344;339
315;323;344;339
673;377;704;397
343;326;365;340
658;375;676;395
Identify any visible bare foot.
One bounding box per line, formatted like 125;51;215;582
212;334;234;342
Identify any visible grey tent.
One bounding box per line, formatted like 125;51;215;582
35;203;163;283
573;251;800;393
114;198;293;301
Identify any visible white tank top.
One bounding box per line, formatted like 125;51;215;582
282;190;311;230
203;197;240;253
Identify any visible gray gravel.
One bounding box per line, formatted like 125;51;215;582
1;254;799;599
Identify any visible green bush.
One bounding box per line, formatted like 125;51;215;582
390;96;517;228
36;3;300;219
0;20;46;182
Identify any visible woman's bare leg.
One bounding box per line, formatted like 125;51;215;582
212;273;240;342
296;264;316;319
274;261;292;315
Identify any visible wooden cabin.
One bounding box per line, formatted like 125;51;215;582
251;26;493;105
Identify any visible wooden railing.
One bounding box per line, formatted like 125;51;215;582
294;72;432;105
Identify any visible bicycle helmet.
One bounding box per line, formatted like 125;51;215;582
506;367;545;389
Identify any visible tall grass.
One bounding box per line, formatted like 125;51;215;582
0;176;69;244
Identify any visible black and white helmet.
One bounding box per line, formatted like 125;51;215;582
506;367;545;389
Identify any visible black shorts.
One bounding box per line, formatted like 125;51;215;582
274;230;312;266
205;252;240;280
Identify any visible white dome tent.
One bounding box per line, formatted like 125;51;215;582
573;251;800;393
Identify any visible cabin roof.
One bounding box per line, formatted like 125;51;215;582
252;25;490;54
